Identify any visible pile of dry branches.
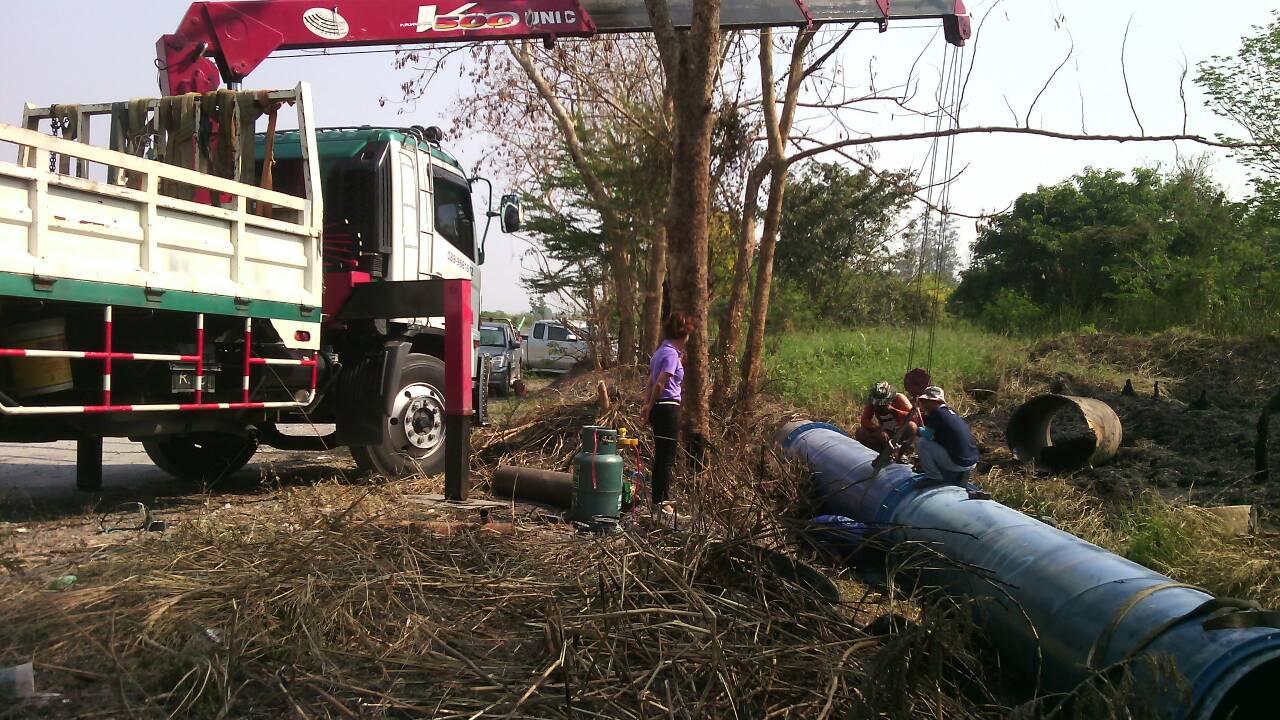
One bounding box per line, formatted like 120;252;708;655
0;371;1013;719
1;481;999;719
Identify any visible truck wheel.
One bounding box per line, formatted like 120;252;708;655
142;433;258;482
494;369;511;397
350;353;447;478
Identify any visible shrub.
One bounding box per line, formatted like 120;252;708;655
976;290;1045;336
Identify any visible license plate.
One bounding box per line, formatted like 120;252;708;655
170;363;217;394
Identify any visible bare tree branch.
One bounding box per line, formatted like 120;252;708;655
1178;50;1190;135
1002;95;1020;127
785;125;1274;167
642;0;682;84
1025;32;1074;128
960;0;1006;110
510;42;610;207
1078;79;1087;134
1121;15;1145;136
799;25;856;84
822;145;1001;221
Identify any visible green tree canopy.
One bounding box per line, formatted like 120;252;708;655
774;162;914;319
951;165;1279;334
1197;11;1280;212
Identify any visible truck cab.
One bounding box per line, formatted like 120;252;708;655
264;126;484;329
260;124;517;477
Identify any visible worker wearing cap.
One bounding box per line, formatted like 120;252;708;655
856;381;917;454
914;386;979;485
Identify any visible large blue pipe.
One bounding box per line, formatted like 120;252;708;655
779;421;1280;719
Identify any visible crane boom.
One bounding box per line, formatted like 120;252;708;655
159;0;970;95
581;1;968;39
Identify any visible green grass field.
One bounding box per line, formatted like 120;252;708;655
763;325;1023;424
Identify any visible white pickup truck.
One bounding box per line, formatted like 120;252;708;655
0;83;520;489
523;320;590;372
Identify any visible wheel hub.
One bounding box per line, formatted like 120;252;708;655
391;382;445;453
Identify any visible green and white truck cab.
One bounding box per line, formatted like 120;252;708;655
266;126;485;326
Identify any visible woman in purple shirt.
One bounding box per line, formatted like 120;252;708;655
642;311;693;510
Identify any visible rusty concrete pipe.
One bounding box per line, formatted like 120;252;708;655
491;466;574;508
1007;394;1122;472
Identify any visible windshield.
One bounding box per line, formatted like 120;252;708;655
479;327;506;346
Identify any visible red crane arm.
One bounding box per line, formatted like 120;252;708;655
581;1;969;41
159;1;970;95
158;1;597;94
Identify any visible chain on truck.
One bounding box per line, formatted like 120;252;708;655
0;0;969;497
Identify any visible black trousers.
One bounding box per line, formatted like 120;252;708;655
649;403;680;504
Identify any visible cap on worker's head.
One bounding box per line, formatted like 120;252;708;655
918;386;946;403
869;381;894;405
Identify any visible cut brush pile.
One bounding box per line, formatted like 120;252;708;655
0;483;995;719
0;371;1004;719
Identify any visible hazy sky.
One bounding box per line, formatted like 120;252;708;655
1;1;1273;313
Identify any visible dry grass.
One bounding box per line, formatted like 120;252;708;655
0;371;1013;720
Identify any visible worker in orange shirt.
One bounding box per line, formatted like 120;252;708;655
855;381;918;455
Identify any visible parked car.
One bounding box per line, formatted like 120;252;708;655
524;320;589;372
479;321;523;396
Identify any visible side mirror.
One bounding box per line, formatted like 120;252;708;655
565;334;578;343
500;194;523;233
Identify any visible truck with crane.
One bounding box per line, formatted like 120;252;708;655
0;0;969;499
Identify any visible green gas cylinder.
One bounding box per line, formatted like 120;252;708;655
570;426;624;523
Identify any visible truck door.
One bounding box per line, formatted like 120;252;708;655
397;151;419;283
544;323;577;370
529;322;546;367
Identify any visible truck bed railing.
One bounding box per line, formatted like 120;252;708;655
0;306;317;416
1;84;322;316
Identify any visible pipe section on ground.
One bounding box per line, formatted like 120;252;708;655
1007;394;1122;471
779;420;1280;720
491;466;574;508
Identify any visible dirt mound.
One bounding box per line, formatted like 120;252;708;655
1030;332;1280;408
972;333;1279;509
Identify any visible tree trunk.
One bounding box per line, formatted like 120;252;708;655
739;165;788;400
712;160;767;406
738;27;812;402
665;105;715;442
640;225;668;357
645;0;721;450
609;239;638;365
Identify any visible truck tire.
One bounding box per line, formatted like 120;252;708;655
350;353;447;478
142;433;258;482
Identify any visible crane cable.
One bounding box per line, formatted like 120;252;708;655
906;40;966;377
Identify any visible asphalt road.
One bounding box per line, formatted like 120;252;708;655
0;385;548;510
0;426;352;506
